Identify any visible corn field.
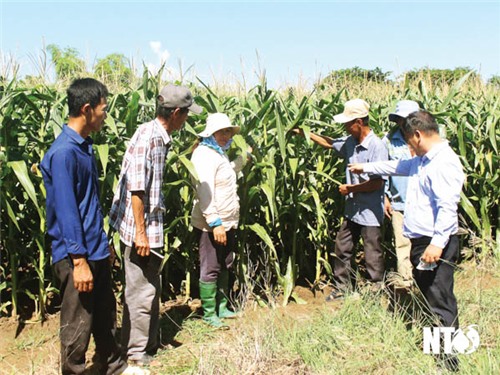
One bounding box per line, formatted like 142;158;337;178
0;70;498;320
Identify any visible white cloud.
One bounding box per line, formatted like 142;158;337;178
150;41;162;54
160;50;170;64
146;41;172;77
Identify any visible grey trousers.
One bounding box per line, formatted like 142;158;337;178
121;243;162;361
333;219;384;289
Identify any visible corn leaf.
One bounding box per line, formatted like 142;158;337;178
8;161;40;211
460;192;481;231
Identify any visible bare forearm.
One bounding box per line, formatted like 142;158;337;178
131;192;150;256
347;178;384;194
131;192;146;235
309;132;334;149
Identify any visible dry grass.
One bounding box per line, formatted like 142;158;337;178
0;260;498;374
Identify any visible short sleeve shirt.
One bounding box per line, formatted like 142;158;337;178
109;120;170;248
331;130;388;226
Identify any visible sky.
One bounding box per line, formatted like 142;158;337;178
1;0;499;88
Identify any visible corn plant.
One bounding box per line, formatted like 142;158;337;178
0;69;498;319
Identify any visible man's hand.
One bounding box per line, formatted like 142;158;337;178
246;146;253;162
108;242;117;266
384;195;393;219
71;256;93;293
213;225;227;246
339;184;352;196
421;244;443;263
134;231;150;257
348;163;364;174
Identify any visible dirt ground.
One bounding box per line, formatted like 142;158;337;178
1;262;497;374
0;284;333;375
0;313;60;374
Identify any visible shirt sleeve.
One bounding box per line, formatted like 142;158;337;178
128;133;149;193
230;154;244;174
381;135;392;197
50;149;88;256
430;159;465;248
193;148;220;224
331;136;349;158
364;159;414;176
367;139;389;181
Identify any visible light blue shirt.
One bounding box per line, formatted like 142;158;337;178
332;130;388;226
382;129;412;211
363;141;464;248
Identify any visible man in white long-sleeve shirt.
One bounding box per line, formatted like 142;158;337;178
349;110;464;371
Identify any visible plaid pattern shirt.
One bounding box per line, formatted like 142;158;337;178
109;120;171;248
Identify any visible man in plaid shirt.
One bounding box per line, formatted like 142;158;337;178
109;85;201;367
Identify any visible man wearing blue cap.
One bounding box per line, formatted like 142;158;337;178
384;100;420;289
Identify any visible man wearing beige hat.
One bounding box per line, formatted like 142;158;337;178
295;98;388;300
109;85;202;367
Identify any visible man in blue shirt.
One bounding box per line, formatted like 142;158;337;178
41;78;144;375
294;99;388;300
349;111;464;372
383;100;420;289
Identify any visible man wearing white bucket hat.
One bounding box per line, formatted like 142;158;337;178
109;85;202;367
384;100;420;290
191;113;245;328
294;98;388;300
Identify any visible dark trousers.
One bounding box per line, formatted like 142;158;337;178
333;219;384;289
54;258;126;375
410;235;460;328
196;228;235;282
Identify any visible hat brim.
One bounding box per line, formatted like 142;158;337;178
389;110;416;122
333;113;356;124
388;113;404;122
198;125;240;138
188;103;203;114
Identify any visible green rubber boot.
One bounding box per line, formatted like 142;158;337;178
199;280;227;328
216;270;238;319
